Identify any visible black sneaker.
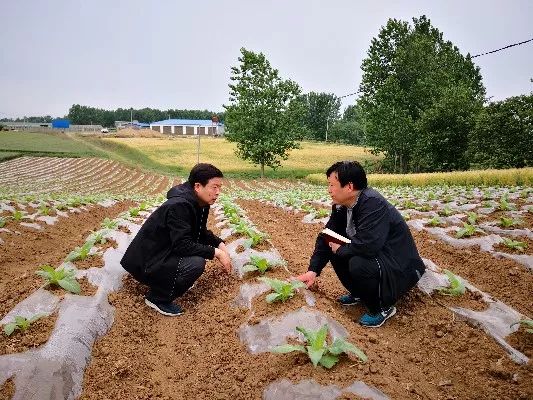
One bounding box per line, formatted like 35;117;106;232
337;293;361;306
145;298;183;316
359;306;397;328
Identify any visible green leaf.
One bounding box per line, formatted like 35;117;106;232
242;264;258;273
4;323;16;336
318;353;339;369
438;269;465;296
311;324;328;350
329;338;368;362
265;293;280;303
306;346;325;367
58;277;81;294
271;344;306;354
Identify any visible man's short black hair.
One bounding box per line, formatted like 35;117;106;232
188;163;223;186
326;161;368;190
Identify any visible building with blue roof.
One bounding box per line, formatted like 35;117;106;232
150;119;224;136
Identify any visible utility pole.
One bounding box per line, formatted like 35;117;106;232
130;108;133;123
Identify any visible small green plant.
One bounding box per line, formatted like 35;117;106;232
245;229;268;248
243;256;276;275
65;239;95;262
416;204;432;212
501;237;527;252
258;277;306;303
499;216;522;228
101;218;118;230
12;210;26;221
36;265;81;294
401;212;410;221
498;197;515;211
401;200;417;209
438;205;454;217
88;230;107;245
315;208;329;218
438;270;465;296
138;202;149;211
0;216;6;228
466;212;480;225
272;324;367;368
128;207;140;217
456;223;484;238
3;314;44;336
510;318;533;334
39;203;51;216
426;216;444;227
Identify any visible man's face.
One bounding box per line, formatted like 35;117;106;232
327;172;355;206
194;177;223;206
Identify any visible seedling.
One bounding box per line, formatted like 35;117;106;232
0;217;6;228
245;229;268;248
315;209;330;218
437;270;465;296
12;210;26;221
438;205;454;217
39;203;51;216
426;216;444;227
138;202;149;211
243;256;277;275
466;212;480;225
499;216;522;228
272;324;367;368
498;197;515;211
456;223;484;238
416;204;432;212
501;238;527;252
3;314;44;336
65;239;95;262
101;217;118;230
36;265;81;294
402;200;417;209
257;277;306;303
510;318;533;334
88;230;107;245
128;207;140;217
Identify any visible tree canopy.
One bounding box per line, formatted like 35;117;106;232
359;15;485;173
224;48;302;177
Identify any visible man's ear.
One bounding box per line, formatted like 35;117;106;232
347;182;356;192
193;182;202;192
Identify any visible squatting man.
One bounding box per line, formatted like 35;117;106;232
121;163;231;316
296;161;426;327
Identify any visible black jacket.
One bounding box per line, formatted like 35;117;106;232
120;182;223;281
309;187;425;306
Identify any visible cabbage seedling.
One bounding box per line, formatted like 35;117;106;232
272;324;367;368
65;239;95;262
426;216;444;227
101;218;118;230
129;207;140;217
510;318;533;334
499;217;522;228
257;277;306;303
36;265;81;294
466;212;480;225
3;314;44;336
315;209;329;218
456;223;484;238
438;205;454;217
0;217;6;228
12;210;26;221
243;256;275;275
438;270;465;296
498;197;515;211
501;238;527;252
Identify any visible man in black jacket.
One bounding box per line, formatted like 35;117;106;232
121;163;231;316
297;161;425;327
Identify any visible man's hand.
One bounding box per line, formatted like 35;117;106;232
218;241;229;255
214;248;232;273
295;271;317;288
329;242;341;254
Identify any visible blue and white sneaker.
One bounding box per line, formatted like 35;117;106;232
145;298;183;316
337;293;361;306
359;306;396;328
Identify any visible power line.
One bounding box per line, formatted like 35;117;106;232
472;37;533;58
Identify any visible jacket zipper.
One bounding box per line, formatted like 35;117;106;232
375;257;383;312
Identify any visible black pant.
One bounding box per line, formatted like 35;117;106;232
145;256;206;304
331;254;384;314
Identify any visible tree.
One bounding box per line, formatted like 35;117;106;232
302;92;341;141
327;104;366;145
469;94;533;169
359;15;485;172
224;48;302;177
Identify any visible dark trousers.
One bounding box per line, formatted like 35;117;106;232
331;254;384;314
146;256;206;304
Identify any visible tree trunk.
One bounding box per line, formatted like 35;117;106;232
260;163;265;178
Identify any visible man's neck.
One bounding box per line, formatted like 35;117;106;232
346;190;360;208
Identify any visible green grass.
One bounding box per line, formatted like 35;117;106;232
0;131;104;157
0;151;21;161
306;168;533;187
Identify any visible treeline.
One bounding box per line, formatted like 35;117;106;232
66;105;225;127
0;116;55;123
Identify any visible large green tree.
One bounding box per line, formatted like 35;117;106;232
327;104;366;145
359;15;485;172
224;48;302;177
469;94;533;169
302;92;341;141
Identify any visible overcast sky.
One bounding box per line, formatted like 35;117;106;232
1;0;532;118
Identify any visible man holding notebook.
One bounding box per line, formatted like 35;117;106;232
296;161;425;327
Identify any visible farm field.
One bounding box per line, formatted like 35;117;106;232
0;157;532;399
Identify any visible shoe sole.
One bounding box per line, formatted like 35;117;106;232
145;299;183;317
339;300;360;306
360;307;397;328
